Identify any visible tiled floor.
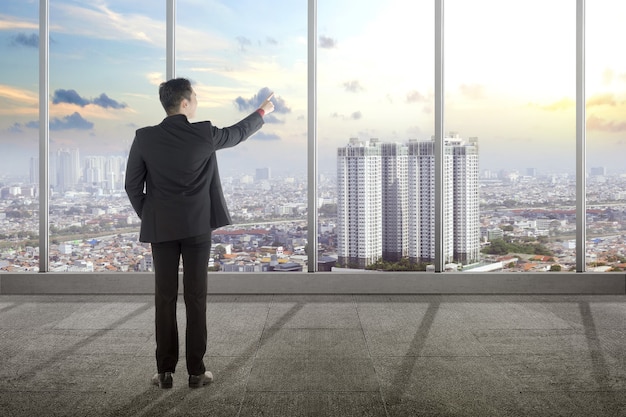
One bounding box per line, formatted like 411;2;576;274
1;294;626;416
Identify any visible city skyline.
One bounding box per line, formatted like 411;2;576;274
1;0;626;177
3;156;626;273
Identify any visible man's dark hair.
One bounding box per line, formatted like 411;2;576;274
159;78;193;115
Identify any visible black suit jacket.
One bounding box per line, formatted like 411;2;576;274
125;111;264;243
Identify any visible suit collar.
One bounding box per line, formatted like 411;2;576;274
161;114;189;125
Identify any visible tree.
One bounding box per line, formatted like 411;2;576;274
549;264;561;272
214;245;226;259
319;203;337;216
482;239;508;255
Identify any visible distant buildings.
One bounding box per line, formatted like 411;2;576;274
255;167;271;181
336;134;480;269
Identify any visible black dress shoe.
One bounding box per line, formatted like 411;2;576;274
152;372;173;389
188;371;213;388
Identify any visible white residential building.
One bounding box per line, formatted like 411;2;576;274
407;139;454;264
381;142;408;261
337;134;480;268
337;138;382;268
451;136;480;264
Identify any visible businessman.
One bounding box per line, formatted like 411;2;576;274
125;78;274;389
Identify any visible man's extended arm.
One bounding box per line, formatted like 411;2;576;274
212;92;275;150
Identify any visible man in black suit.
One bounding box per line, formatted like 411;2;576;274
125;78;274;389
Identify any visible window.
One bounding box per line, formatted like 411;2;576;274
2;0;624;278
177;0;308;272
586;0;626;272
447;0;575;272
321;0;434;271
47;0;165;272
0;1;39;272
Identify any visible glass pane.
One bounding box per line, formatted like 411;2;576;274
0;1;39;272
49;1;165;271
446;0;576;272
586;1;626;271
320;0;435;271
177;0;307;272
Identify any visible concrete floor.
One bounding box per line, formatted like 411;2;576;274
1;294;625;416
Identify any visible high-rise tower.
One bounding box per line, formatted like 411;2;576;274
381;142;408;261
451;136;480;264
337;134;479;269
337;138;382;268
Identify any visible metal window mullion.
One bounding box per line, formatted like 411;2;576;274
434;0;444;272
39;0;49;273
166;0;175;80
576;0;586;272
307;0;318;272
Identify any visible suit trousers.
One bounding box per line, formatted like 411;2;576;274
151;232;211;376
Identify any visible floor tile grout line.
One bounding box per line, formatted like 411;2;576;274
354;294;392;417
233;295;308;415
235;293;275;417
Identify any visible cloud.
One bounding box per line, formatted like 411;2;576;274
52;89;127;109
587;114;626;133
147;72;164;86
406;90;428;103
92;93;127;109
459;84;485;100
252;131;280;141
52;89;90;107
0;84;38;105
263;114;284;124
602;68;614;85
319;36;337;49
343;80;364;93
52;2;164;47
330;111;363;121
26;112;94;131
266;37;278;45
236;36;252;51
8;123;23;133
0;16;38;31
587;93;617;108
10;33;38;48
235;87;291;117
51;113;94;130
530;98;575;111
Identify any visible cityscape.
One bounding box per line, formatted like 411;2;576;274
2;135;626;274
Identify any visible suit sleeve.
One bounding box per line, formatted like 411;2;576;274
124;136;147;219
212;111;264;150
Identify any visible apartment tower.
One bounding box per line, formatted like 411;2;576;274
381;142;408;261
337;138;382;268
337;134;479;269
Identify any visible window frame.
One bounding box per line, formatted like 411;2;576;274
6;0;626;294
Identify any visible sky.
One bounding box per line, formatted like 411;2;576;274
0;0;625;179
